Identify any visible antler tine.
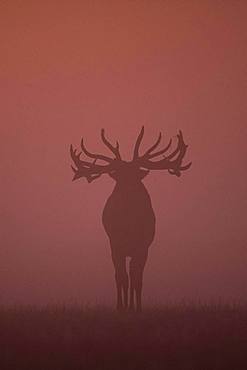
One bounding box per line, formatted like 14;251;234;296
70;144;94;168
143;132;162;156
133;128;171;161
167;132;192;174
168;161;192;176
180;162;192;171
165;131;190;172
101;129;121;160
70;141;116;182
70;144;82;168
146;138;172;159
136;130;191;177
81;137;113;163
133;128;172;161
165;131;185;161
71;165;77;173
133;126;145;160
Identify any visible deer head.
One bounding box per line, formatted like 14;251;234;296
70;127;192;183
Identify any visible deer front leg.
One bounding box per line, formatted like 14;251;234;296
135;267;144;313
122;272;129;310
112;253;128;311
129;252;148;313
129;264;135;311
115;271;123;310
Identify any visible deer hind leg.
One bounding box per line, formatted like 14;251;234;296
129;251;148;313
112;253;128;311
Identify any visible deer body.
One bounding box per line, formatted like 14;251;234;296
102;179;155;255
102;178;155;311
70;127;191;311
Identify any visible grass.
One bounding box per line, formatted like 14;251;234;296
1;304;247;370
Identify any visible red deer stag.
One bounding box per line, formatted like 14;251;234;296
70;127;191;312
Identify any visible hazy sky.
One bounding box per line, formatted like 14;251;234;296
1;1;247;305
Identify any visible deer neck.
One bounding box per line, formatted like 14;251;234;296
114;180;146;192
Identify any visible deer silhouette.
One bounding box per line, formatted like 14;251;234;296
70;127;191;312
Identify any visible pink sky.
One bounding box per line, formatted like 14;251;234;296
1;1;247;305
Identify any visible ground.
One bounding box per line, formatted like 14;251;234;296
1;304;247;370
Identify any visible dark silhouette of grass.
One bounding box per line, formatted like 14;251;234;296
1;304;247;370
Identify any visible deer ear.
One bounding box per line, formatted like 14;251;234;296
139;169;149;179
109;171;117;180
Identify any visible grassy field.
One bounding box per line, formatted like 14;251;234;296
1;304;247;370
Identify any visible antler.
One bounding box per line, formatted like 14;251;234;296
70;129;122;182
101;129;122;160
133;128;192;177
70;127;191;181
133;126;145;160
